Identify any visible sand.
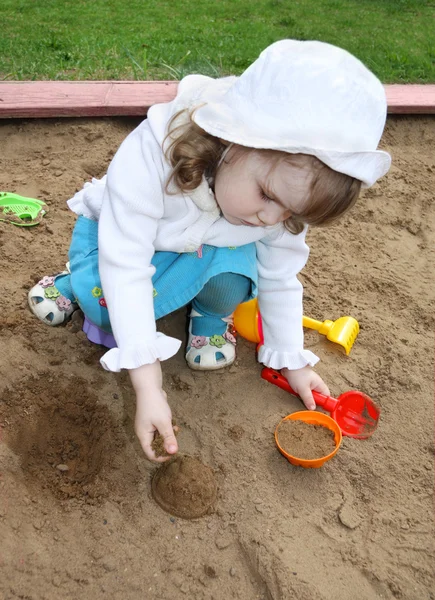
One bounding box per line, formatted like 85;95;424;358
151;455;218;519
0;115;434;600
276;420;337;460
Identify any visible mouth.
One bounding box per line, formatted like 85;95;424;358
240;219;258;227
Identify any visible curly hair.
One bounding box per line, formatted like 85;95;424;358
164;107;226;192
164;108;361;234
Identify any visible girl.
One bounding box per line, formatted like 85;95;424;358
28;40;391;462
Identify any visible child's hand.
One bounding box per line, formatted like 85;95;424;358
129;361;178;463
135;388;178;462
281;365;330;411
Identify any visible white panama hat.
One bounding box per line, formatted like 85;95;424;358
191;39;391;188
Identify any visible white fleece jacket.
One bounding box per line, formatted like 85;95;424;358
67;74;319;372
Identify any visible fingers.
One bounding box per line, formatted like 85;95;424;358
159;423;178;456
298;389;316;411
137;427;164;463
136;427;161;462
301;376;330;410
136;422;178;463
313;380;330;397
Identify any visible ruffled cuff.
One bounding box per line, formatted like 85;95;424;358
257;345;319;370
66;178;105;220
100;333;182;372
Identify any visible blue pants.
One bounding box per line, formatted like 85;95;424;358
57;216;258;340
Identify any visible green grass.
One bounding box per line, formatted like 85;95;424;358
0;0;434;82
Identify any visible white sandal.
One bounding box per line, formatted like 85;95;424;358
185;310;237;371
28;268;77;326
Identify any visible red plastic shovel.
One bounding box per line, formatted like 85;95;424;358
261;368;380;439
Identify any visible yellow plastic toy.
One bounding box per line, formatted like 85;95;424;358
233;298;359;355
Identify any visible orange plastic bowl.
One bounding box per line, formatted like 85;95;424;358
275;411;342;468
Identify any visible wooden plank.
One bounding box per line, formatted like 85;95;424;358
0;81;434;118
0;81;178;118
385;84;435;114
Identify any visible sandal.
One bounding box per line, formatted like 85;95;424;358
28;268;77;326
185;310;237;371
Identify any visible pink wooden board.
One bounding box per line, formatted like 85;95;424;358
385;84;435;114
0;81;178;118
0;81;434;118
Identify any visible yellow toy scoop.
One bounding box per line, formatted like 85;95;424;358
233;299;360;355
302;315;359;356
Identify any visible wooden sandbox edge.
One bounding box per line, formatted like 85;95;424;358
0;81;434;118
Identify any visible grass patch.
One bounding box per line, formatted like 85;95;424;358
0;0;434;82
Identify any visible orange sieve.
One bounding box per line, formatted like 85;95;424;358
275;411;342;468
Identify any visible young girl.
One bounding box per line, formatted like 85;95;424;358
28;39;391;462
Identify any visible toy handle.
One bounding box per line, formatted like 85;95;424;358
261;368;338;413
302;316;323;331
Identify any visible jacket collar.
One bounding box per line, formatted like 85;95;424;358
189;176;221;215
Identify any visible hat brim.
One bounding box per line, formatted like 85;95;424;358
192;102;391;188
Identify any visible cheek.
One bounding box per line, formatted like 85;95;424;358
213;176;226;203
215;177;239;207
214;181;230;209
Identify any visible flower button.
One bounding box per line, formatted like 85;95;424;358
91;286;102;298
191;336;207;349
39;275;55;288
44;286;60;299
223;331;236;345
209;334;226;348
56;296;72;311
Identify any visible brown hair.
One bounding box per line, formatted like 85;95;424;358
164;108;226;192
164;109;361;234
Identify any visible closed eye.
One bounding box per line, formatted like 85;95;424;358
258;187;297;219
259;184;295;219
259;188;273;203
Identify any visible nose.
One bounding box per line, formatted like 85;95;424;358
258;205;290;226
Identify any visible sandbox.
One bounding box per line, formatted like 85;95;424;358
0;114;433;599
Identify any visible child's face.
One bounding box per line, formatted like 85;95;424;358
214;147;312;227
